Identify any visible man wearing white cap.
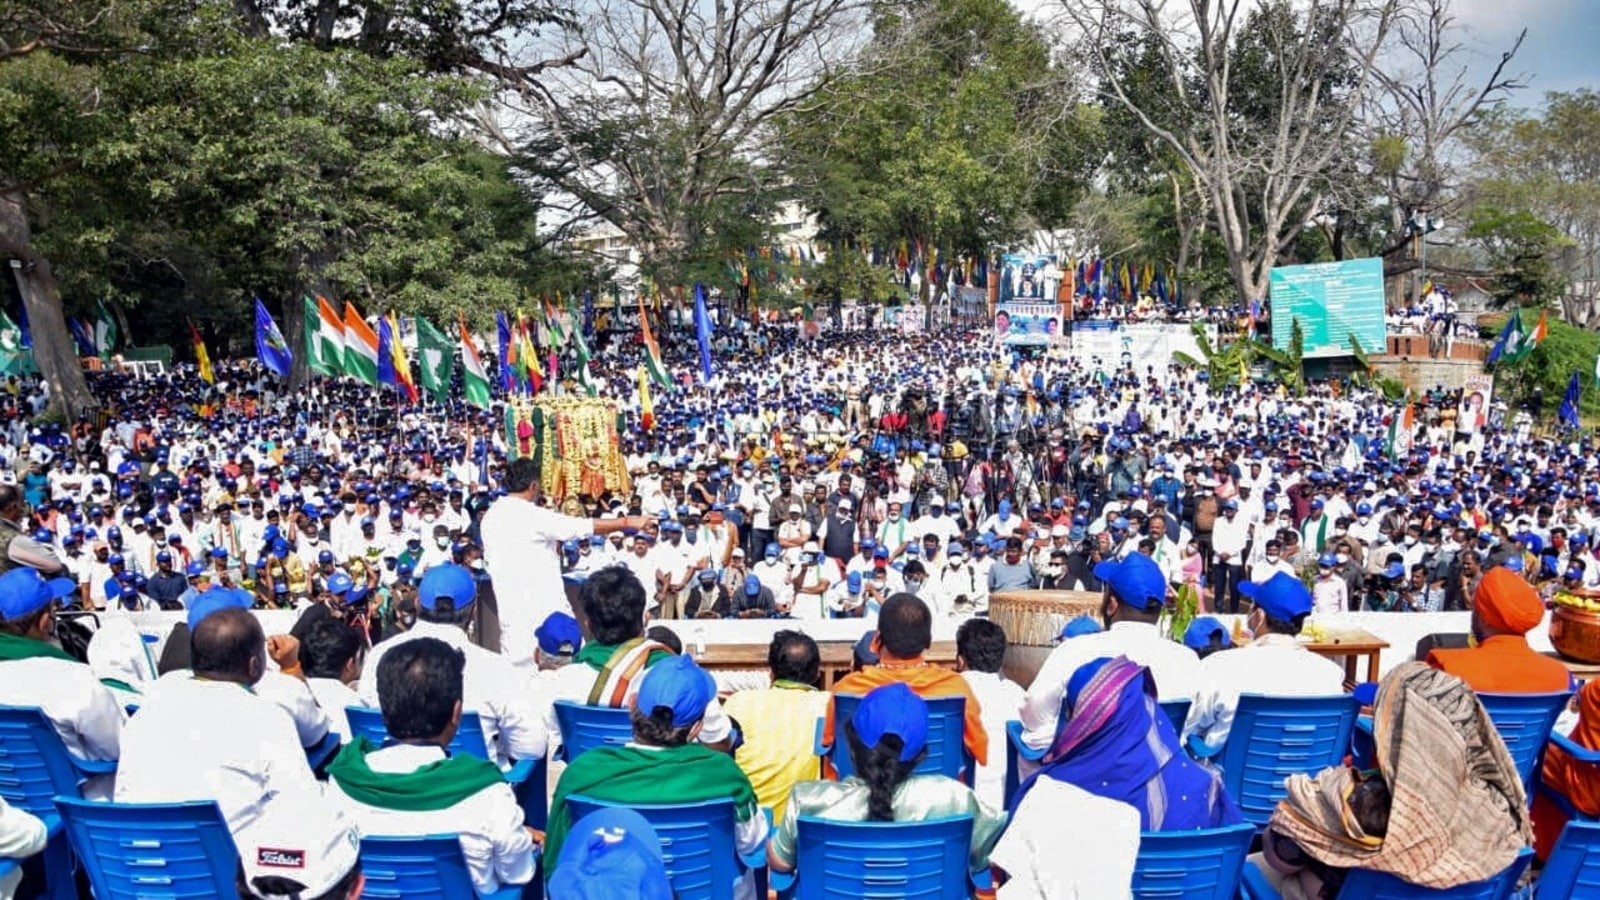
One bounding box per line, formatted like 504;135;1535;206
814;496;859;573
786;541;833;620
930;543;984;618
910;496;961;547
235;791;364;900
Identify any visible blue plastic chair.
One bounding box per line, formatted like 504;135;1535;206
1132;822;1255;900
53;797;237;900
1537;729;1600;823
817;695;972;785
0;705;120;900
1186;694;1359;829
1477;692;1570;800
1160;698;1192;735
359;833;528;900
343;706;545;829
1241;847;1531;899
566;794;763;900
551;700;634;763
1536;819;1600;897
772;815;974;900
304;729;342;771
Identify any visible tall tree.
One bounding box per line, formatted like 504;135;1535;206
502;0;867;284
1060;0;1401;303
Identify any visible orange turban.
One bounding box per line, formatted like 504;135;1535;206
1475;567;1545;635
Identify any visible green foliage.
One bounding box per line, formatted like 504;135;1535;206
1463;205;1571;308
780;0;1093;263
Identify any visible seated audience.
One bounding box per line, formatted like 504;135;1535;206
327;636;536;896
723;630;832;820
1256;663;1530;897
954;618;1025;811
299;619;364;744
234;790;365;900
768;682;1005;877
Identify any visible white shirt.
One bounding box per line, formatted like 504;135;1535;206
961;670;1026;812
480;495;593;662
1182;634;1347;749
328;743;535;895
989;780;1138;900
0;796;48;900
539;652;733;754
116;677;320;837
358;621;548;770
1020;621;1202;751
307;677;360;744
0;654;125;799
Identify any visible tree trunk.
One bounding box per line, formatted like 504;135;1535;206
0;188;97;417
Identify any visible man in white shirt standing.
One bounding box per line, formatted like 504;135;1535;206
480;458;646;665
1209;499;1251;614
1019;554;1202;753
1183;572;1346;750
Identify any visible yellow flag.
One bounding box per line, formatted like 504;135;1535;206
189;320;214;384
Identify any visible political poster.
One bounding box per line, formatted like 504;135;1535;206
1066;321;1214;375
999;254;1066;304
995;302;1063;347
1268;257;1386;358
1456;373;1494;435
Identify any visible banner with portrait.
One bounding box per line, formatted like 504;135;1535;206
994;302;1064;347
1456;373;1494;435
998;254;1066;304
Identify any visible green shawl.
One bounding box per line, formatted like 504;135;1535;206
0;632;138;696
326;737;505;812
572;639;674;671
545;743;757;880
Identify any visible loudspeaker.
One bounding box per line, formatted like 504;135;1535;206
1415;632;1471;661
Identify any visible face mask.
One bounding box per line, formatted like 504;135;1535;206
469;558;486;572
435;537;450;549
1266;554;1280;563
1358;516;1369;525
905;578;923;591
1336;553;1350;564
1403;535;1417;546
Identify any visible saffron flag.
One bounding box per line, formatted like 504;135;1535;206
639;296;670;386
693;283;714;383
302;297;340;376
342;302;380;386
189;320;214;383
387;314;418;402
254;299;293;378
458;313;491;409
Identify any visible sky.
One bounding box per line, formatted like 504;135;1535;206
1450;0;1599;100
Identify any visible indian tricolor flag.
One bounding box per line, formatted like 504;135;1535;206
459;312;491;409
342;302;380;386
304;295;345;377
639;296;669;386
638;365;655;430
1388;400;1414;461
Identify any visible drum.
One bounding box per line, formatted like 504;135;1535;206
989;589;1102;689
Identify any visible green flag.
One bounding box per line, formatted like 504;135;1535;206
94;301;118;360
302;296;340;376
0;311;22;355
414;316;455;404
568;297;597;397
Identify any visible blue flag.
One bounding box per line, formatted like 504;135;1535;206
253;299;294;378
693;283;714;383
582;290;595;337
15;303;30;349
495;311;515;393
376;315;399;389
1561;372;1582;429
69;319;95;356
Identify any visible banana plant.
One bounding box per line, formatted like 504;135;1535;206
1251;318;1306;396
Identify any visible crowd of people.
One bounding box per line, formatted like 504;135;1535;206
0;311;1595;898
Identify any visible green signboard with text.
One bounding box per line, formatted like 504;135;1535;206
1268;257;1386;358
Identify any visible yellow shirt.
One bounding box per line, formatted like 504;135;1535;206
723;682;831;820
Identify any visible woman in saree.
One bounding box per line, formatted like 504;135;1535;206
1011;654;1242;830
1256;662;1531;899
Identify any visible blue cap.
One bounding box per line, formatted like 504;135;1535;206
1182;616;1232;651
635;655;717;728
1241;572;1314;621
1058;614;1103;641
535;612;583;656
318;550;335;564
696;568;715;583
1382;560;1406;579
852;683;928;762
418;563;476;611
548;808;672;900
209;547;228;559
743;575;761;595
185;562;207;577
186;588;253;631
155;550;172;563
107;553;124;566
1092;554;1168;611
1317;553;1338;568
846;571;862;592
0;568;77;620
327;572;354;595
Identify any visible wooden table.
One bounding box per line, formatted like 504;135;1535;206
1548;652;1600;682
1303;629;1390;685
694;639;958;690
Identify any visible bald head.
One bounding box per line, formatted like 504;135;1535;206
190;607;265;684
